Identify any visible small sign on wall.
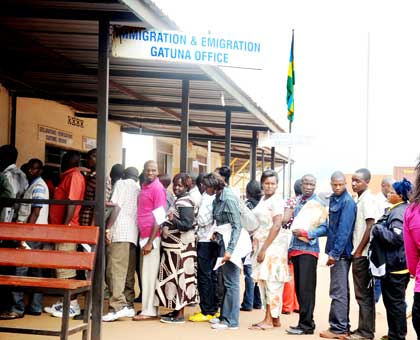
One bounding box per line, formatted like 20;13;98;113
38;125;73;146
68;115;84;128
82;136;96;151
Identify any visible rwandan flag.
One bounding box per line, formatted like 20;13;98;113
287;31;295;122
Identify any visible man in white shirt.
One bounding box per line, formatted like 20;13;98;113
0;144;27;222
103;167;140;322
0;159;49;320
348;168;377;340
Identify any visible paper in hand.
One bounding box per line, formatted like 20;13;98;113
152;206;166;225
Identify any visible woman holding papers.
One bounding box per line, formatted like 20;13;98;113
250;169;288;331
155;173;198;324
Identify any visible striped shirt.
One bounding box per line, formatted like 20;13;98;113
17;176;49;224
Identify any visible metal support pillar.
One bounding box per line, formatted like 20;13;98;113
91;18;109;340
270;147;275;170
224;109;231;166
250;130;257;181
261;149;265;171
10;92;16;146
282;162;286;199
180;79;190;172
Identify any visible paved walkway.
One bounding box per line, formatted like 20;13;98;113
0;262;416;340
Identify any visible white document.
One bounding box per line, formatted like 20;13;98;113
211;223;252;270
213;257;224;271
152;206;167;225
81;243;92;252
139;237;159;249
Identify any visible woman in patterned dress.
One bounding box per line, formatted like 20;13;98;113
250;169;289;330
156;173;198;324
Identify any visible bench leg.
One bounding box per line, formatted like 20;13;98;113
82;289;92;340
60;291;71;340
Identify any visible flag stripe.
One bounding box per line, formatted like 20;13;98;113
287;31;295;122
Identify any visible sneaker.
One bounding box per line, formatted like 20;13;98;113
189;312;212;322
52;304;81;318
209;317;221;324
44;302;62;314
126;307;136;318
160;315;185;324
211;322;238;330
102;307;134;322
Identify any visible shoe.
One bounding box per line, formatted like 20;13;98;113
102;307;134;322
320;329;349;339
344;334;372;340
25;309;42;316
44;301;62;314
189;312;212;322
253;305;262;310
160;315;185;324
240;307;252;312
286;327;314;335
52;304;81;318
134;295;142;303
209;317;220;324
211;322;238;330
0;311;24;320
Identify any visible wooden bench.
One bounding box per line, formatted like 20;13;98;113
0;222;99;340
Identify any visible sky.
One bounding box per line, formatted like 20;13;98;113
127;0;420;191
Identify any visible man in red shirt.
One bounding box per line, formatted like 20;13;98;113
45;151;86;318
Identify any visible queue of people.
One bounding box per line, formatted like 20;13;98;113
0;143;419;340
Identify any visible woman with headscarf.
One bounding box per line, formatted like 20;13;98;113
156;173;198;324
250;169;288;330
370;178;412;340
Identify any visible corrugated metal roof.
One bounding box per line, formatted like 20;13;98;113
0;0;287;163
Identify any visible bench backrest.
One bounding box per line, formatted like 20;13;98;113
0;223;99;275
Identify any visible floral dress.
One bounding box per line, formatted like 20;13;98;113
252;193;290;317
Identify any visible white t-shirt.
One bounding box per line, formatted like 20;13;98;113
353;189;378;256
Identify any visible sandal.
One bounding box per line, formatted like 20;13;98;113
132;314;158;321
249;323;274;331
0;311;24;320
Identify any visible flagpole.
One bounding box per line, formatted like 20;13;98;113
288;120;292;198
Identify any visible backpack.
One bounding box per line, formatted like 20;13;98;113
239;199;259;234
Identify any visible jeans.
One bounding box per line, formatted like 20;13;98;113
329;257;351;334
292;254;317;331
381;273;410;340
413;293;420;340
241;263;254;309
12;266;43;314
374;278;382;303
221;261;240;327
352;256;375;338
197;242;219;315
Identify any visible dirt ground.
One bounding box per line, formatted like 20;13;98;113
0;260;417;340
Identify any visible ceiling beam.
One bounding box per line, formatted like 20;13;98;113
0;7;141;22
75;112;269;131
17;93;248;112
121;127;253;144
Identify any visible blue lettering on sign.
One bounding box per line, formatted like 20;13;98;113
194;50;228;64
122;30;187;45
201;37;260;53
150;46;191;60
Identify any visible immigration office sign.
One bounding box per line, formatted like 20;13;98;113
112;27;263;70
